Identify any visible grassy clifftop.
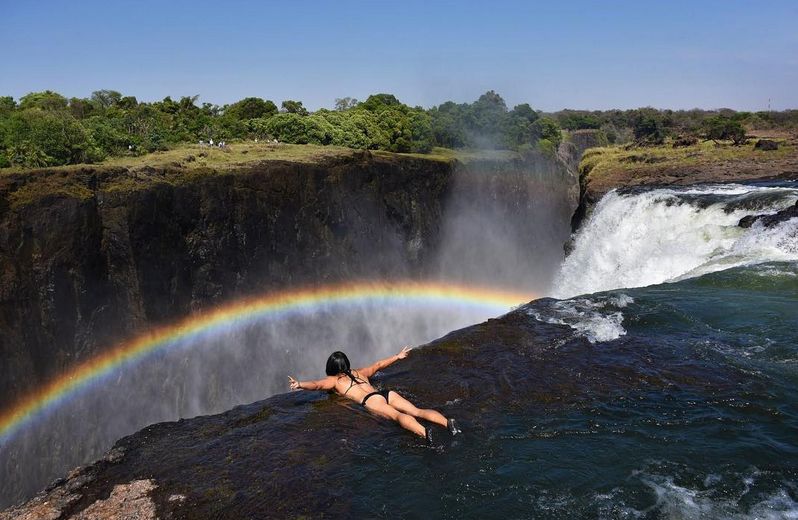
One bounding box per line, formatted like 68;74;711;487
0;143;362;209
0;143;525;210
578;133;798;201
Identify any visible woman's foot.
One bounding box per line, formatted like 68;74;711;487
425;426;434;445
447;418;461;435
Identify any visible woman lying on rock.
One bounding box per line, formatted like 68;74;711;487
288;347;460;444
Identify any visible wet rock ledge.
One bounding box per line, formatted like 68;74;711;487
1;308;574;519
738;199;798;228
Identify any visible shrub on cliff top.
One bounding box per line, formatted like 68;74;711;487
4;110;94;164
632;108;666;145
703;116;747;145
531;117;563;147
225;97;278;121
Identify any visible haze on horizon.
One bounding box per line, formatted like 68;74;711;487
2;0;797;112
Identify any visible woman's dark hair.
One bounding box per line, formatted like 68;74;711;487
326;351;362;385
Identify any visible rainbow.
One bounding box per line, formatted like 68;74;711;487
0;280;531;443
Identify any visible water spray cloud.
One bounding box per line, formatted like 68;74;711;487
0;280;530;444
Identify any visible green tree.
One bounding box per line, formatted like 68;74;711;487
5;110;93;165
429;101;470;148
156;96;180;114
68;97;95;119
226;97;278;120
703;116;747;145
84;116;129;157
468;90;509;147
281;100;308;115
558;110;601;130
19;91;69;111
631;108;666;144
531;117;562;146
5;141;53;168
265;113;329;144
0;96;16;115
90;90;123;110
504;103;540;147
334;97;359;111
359;94;403;111
406;110;434;152
313;110;374;148
119;96;138;110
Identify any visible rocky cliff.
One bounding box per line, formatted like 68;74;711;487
0;147;577;410
0;307;580;519
0;152;429;408
5;282;780;519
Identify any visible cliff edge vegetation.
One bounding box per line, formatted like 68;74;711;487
571;131;798;228
0;90;560;169
0;142;522;212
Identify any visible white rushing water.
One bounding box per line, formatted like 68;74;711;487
527;293;634;343
554;184;798;298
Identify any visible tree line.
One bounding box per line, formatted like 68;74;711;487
552;107;798;146
1;89;795;168
0;89;562;168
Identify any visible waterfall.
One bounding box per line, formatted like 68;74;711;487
554;183;798;298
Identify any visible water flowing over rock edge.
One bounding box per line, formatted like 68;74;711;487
4;261;797;519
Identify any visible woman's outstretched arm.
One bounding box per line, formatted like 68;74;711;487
288;375;335;391
358;346;412;378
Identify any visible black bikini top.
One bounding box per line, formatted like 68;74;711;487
341;371;365;395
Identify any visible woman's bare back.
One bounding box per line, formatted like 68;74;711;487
332;369;376;404
288;347;460;441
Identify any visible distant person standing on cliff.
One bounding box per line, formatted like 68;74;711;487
288;347;461;444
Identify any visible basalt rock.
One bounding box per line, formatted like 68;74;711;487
0;307;568;518
0;150;578;410
738;199;798;228
754;139;779;151
672;135;699;148
2;294;753;518
0;155;437;408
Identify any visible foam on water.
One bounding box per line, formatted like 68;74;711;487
527;293;633;343
522;467;798;518
629;470;798;520
555;184;798;298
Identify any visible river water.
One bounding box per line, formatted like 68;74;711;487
77;260;797;518
3;181;798;518
343;180;798;517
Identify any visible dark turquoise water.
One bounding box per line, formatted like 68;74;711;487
4;182;797;518
17;261;795;519
344;262;798;518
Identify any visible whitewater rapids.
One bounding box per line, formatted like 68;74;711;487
554;183;798;298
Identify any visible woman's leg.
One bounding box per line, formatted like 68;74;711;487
365;398;426;437
387;391;448;428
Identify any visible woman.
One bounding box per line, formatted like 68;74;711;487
288;347;460;443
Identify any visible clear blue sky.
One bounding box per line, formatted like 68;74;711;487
3;0;797;111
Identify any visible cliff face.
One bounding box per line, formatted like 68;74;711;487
0;153;444;408
0;150;577;410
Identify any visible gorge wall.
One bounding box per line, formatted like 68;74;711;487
0;146;579;508
0;148;578;411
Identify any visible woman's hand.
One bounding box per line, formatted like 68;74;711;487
288;375;300;390
397;346;413;359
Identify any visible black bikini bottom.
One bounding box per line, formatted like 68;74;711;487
361;389;391;407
